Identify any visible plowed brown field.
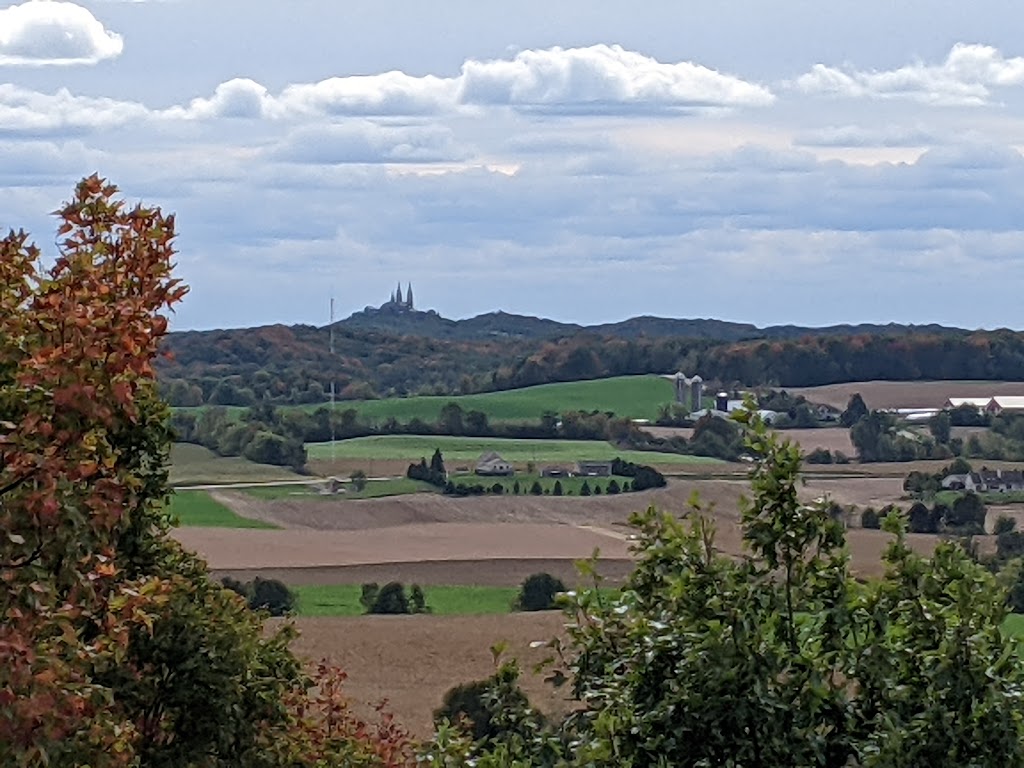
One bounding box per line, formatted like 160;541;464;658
787;380;1024;410
175;475;945;739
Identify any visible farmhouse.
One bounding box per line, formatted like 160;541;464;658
474;452;513;476
945;397;992;410
943;469;1024;493
577;460;612;477
986;396;1024;415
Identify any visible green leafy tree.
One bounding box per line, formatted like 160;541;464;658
929;411;952;444
435;411;1024;767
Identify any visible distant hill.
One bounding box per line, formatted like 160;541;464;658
335;307;968;343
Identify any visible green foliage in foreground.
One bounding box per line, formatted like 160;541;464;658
307;434;721;465
427;415;1024;767
169;490;277;529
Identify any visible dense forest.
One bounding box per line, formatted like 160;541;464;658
157;313;1024;407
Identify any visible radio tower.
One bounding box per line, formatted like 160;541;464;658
329;295;336;464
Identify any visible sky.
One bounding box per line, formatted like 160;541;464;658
4;1;1024;331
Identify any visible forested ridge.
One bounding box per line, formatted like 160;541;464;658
157;316;1024;406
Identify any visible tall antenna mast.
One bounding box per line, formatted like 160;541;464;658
329;295;336;464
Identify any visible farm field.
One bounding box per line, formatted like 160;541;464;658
169;490;277;529
169;443;305;486
176;375;680;424
242;478;437;501
172;468;1007;741
306;434;723;467
786;380;1024;411
294;584;521;617
280;609;1024;738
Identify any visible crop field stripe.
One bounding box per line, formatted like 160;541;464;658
293;585;519;616
306;435;722;465
169;490;277;529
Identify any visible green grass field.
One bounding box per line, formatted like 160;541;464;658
169;490;277;529
293;584;521;616
322;375;678;424
169;443;304;486
175;375;686;425
306;435;722;467
242;478;438;501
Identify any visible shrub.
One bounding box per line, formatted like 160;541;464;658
580;481;591;496
219;576;295;616
529;481;543;495
553;480;563;496
861;507;881;530
606;479;621;495
434;672;536;742
995;516;1017;535
805;448;833;464
249;577;295;616
369;581;410;614
360;581;428;614
515;572;566;612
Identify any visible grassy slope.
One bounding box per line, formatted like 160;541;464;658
169;490;277;529
170;443;304;486
306;435;722;466
175;375;682;424
328;375;677;423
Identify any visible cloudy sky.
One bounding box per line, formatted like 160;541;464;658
4;0;1024;330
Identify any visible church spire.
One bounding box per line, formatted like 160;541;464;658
395;282;403;305
405;282;414;310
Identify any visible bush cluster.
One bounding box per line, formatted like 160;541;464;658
360;581;430;615
220;576;296;616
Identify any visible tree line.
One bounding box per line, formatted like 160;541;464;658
158;323;1024;407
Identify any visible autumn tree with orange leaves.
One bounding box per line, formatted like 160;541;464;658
0;177;416;767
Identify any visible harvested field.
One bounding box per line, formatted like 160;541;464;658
213;558;637;588
178;475;932;581
283;613;572;738
787;380;1024;411
173;522;635;570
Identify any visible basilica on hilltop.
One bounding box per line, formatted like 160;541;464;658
384;282;414;311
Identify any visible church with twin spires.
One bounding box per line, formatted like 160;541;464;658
385;282;414;311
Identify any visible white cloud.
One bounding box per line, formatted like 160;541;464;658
0;83;147;132
173;44;774;121
271;122;468;164
794;43;1024;106
0;1;123;66
795;124;940;148
457;44;775;112
166;78;270;119
276;72;457;117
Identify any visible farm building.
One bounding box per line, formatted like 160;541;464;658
474;452;513;476
577;460;612;477
944;397;992;410
942;469;1024;493
541;466;569;477
986;396;1024;415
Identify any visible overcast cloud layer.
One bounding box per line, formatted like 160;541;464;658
3;0;1024;330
